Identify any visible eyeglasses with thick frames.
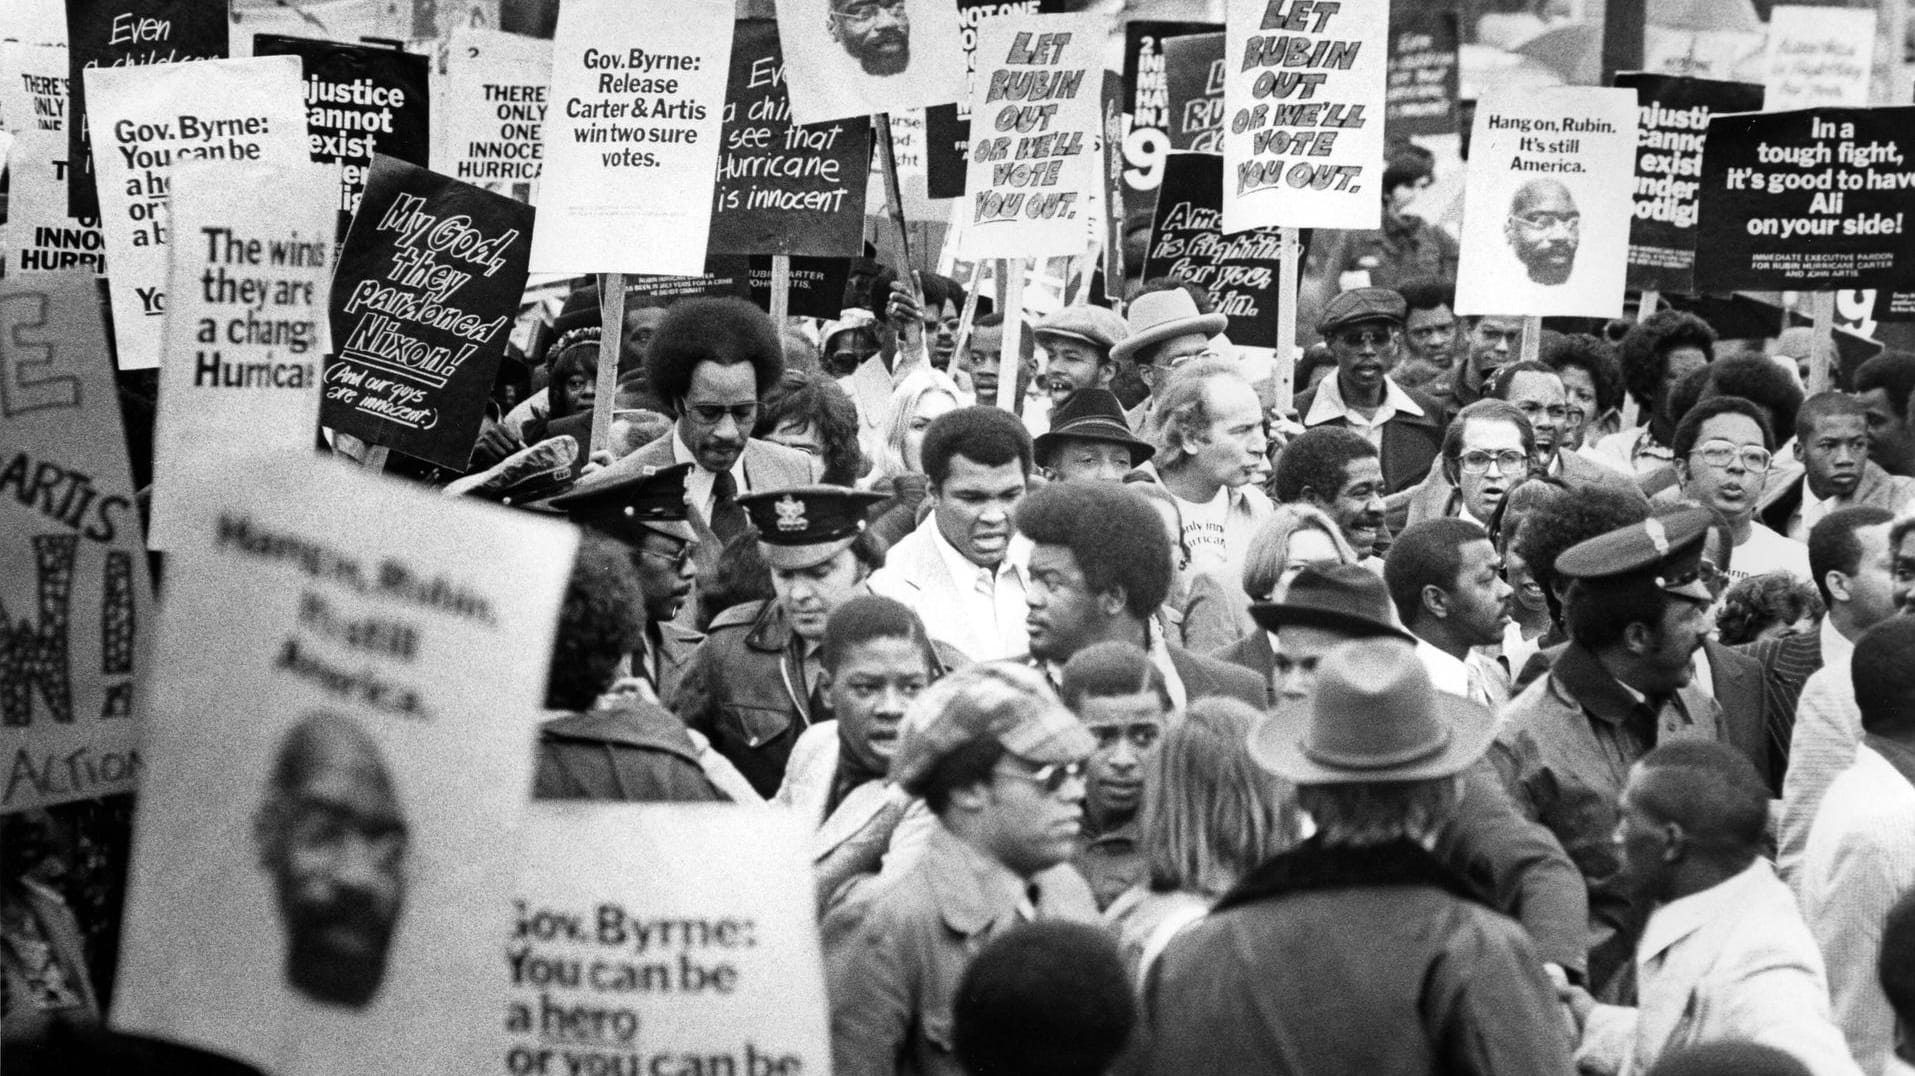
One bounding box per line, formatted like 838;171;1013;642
993;759;1085;794
1334;328;1393;349
1511;211;1580;232
639;541;696;570
1689;440;1772;474
684;402;757;426
832;0;906;25
1458;450;1529;475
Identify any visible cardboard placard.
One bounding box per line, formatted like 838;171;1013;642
923;0;1065;198
2;43;108;276
1384;8;1458;138
149;160;333;551
957;13;1101;259
326;154;535;469
1119;19;1216;196
529;0;732;275
253;35;433;240
83;55;311;370
1141;151;1289;345
776;0;967;126
501;806;830;1076
1615;73;1764;294
109;451;575;1076
442;27;553;202
1223;0;1387;234
0;273;153;812
1762;5;1874;111
1;39;69;134
64;0;229;219
1454;88;1638;318
710;20;871;258
1695;106;1915;292
1162;31;1225;152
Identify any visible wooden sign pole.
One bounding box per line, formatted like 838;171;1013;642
1519;315;1542;364
1274;226;1300;414
997;260;1025;412
1808;291;1836;395
768;254;791;328
590;272;625;455
872;113;925;366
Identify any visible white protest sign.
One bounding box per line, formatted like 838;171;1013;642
111;451;576;1076
1763;5;1875;111
501;805;830;1076
1455;87;1638;319
778;0;968;125
2;43;106;278
444;27;551;202
1;273;153;812
529;0;732;274
148;160;334;551
1223;0;1387;233
83;56;309;369
0;39;67;133
958;13;1102;259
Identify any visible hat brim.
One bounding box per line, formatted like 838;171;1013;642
759;534;859;571
1316;311;1404;336
1247;603;1415;642
1033;328;1116;352
1248;690;1496;784
1109;313;1228;365
637;519;698;543
1033;424;1156;465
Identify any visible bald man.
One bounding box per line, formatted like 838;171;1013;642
253;712;408;1009
1505;179;1580;286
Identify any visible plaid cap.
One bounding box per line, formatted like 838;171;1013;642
1317;287;1407;335
891;664;1096;795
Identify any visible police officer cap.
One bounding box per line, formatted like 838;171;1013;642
1554;506;1715;602
546;461;696;543
739;485;887;570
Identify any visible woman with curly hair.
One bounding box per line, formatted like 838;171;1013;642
755;369;865;486
862;368;962;547
1715;571;1824;646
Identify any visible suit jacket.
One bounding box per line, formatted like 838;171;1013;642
534;706;725;802
1294;380;1446;495
1735;629;1822;794
1212;630;1278;709
866;516;1030;662
620;431;821;584
1168;642;1269;711
1701;639;1775;793
1762;459;1915;536
1388;447;1648;535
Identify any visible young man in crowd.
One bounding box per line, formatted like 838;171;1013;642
1058;641;1171;910
1294;287;1445;494
1598;309;1716;478
1777;392;1915;540
824;664;1099;1076
1146;357;1272;575
1108;287;1227;433
958;313;1038;418
1031;387;1154;483
1032;305;1129;413
1272;426;1390;564
1671;396;1809;581
1393;276;1460;411
1385;518;1513;710
1854;350;1915;479
1396;399;1535;531
1448;313;1528;412
1489;360;1644;500
868;407;1034;661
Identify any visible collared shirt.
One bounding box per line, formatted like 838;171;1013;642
1415;637;1502;710
1778;621;1860;887
931;524;1030;662
1302;373;1426;450
672;426;749;519
1072;815;1144;911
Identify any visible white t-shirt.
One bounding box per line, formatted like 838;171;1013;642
1730;522;1812;583
1174;488;1231;575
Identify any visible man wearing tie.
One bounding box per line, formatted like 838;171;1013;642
1384;517;1515;711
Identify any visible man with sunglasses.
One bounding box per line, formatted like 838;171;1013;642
824;663;1098;1076
1296;286;1445;495
1505;178;1580;287
1672;396;1810;582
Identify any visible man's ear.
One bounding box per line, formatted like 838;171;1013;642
1622;620;1658;656
1099;585;1129;618
1422;584;1451;621
1673;458;1692;489
1826;569;1854;605
1660;821;1688;863
1792;439;1806;463
1298;485;1324;508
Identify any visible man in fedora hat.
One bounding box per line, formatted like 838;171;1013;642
1241;563;1589;978
1143;638;1574;1074
1109;286;1228;434
1032;387;1154;483
1033;304;1129;413
1295;286;1445;495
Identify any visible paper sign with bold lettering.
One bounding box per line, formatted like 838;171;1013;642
1162;32;1225;152
500;805;830;1076
149;160;333;551
1224;0;1387;233
84;55;311;369
110;451;574;1076
924;0;1066;199
1385;8;1458;138
0;273;152;812
530;0;732;275
1120;20;1216;195
1763;5;1873;111
254;35;433;241
2;43;108;277
777;0;967;125
442;27;551;203
1140;151;1293;344
1616;73;1764;294
65;0;229;218
957;13;1101;259
1454;87;1637;318
327;155;535;469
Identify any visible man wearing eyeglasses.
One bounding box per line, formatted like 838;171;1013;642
1397;399;1535;531
824;663;1099;1076
1295;286;1445;496
1109;286;1227;434
1672;396;1810;582
1504;178;1580;287
828;0;912;77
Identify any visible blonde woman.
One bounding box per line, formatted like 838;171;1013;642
864;368;961;548
1183;503;1360;661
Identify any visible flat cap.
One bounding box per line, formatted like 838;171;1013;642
1556;505;1714;602
891;664;1096;795
546;461;696;542
1034;305;1130;354
739;484;887;570
1317;287;1407;336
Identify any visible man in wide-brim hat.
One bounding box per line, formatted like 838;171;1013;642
1031;387;1154;483
1143;638;1575;1074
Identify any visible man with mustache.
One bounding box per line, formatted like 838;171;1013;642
1386;518;1514;710
828;0;912;77
1032;305;1129;413
1272;426;1390;563
1295;287;1445;496
1489;360;1644;504
1673;396;1809;582
1505;178;1580;287
255;712;407;1010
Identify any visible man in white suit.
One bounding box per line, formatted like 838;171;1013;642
1569;741;1862;1076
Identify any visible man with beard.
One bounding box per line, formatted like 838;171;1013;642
1295;287;1444;496
1272;426;1389;563
255;712;407;1010
1033;304;1129;412
828;0;911;77
1397;399;1536;531
1505;178;1580;287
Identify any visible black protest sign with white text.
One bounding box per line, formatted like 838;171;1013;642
1162;32;1226;152
1385;8;1458;138
1141;151;1294;344
1616;73;1763;293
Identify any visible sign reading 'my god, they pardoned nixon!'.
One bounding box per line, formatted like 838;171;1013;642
1695;106;1915;292
529;0;731;275
1223;0;1388;233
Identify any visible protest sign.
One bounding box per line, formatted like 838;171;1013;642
442;27;552;202
1223;0;1387;234
1385;8;1459;138
1454;88;1638;318
1162;32;1225;152
501;805;830;1076
710;20;871;258
924;0;1065;198
623;256;851;319
64;0;228;219
1615;73;1764;294
84;55;310;370
529;0;732;275
1;39;68;134
149;160;333;551
776;0;967;126
1763;5;1874;111
1141;151;1289;344
0;273;152;812
2;43;107;277
956;13;1101;259
1695;106;1915;292
327;154;534;469
1119;19;1216;195
110;451;574;1076
254;35;433;241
